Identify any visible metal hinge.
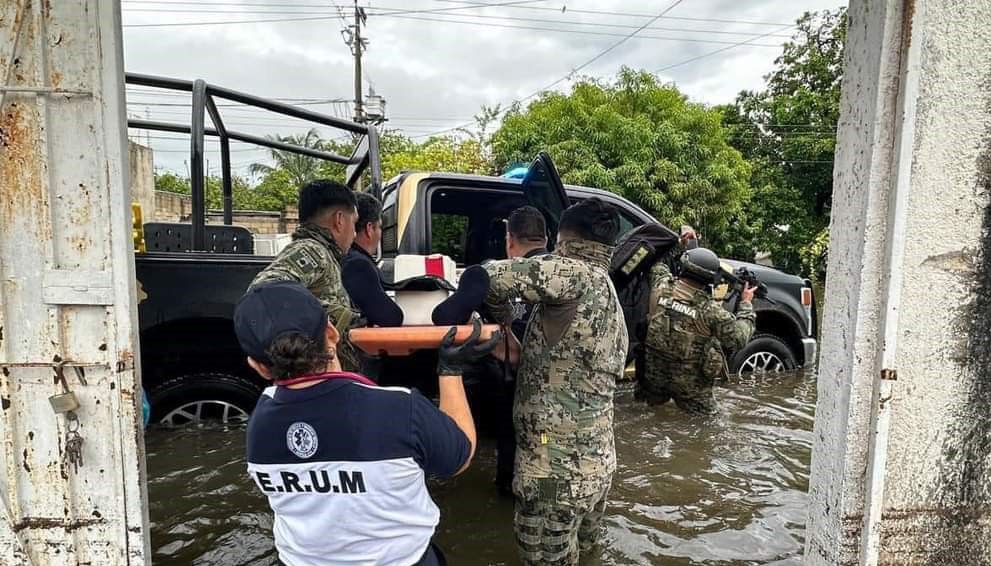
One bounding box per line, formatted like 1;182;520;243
42;270;113;305
880;368;898;381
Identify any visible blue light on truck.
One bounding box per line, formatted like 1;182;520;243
502;166;529;179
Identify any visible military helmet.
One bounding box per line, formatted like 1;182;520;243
679;247;721;284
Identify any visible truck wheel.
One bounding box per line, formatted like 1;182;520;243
148;373;261;426
729;334;797;377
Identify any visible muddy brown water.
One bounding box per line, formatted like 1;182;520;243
146;370;816;565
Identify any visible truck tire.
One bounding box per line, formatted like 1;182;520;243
729;334;797;377
148;373;262;426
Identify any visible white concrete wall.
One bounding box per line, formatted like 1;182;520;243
806;1;991;564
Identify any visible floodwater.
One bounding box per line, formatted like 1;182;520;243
146;370;816;565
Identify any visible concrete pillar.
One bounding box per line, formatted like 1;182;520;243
0;0;148;563
806;1;991;564
128;142;155;222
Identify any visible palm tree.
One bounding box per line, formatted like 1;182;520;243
250;128;327;187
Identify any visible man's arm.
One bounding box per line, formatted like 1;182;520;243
342;258;403;327
710;300;756;352
251;240;328;289
437;375;475;475
483;257;584;321
410;389;473;478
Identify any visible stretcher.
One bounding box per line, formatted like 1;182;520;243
349;324;500;356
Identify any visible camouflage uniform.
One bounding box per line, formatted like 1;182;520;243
640;261;755;414
250;223;361;372
483;239;628;566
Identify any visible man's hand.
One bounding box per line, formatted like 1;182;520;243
437;319;504;377
680;225;699;249
741;283;756;304
489;328;521;367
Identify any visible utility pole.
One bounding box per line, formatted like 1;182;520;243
346;0;367;124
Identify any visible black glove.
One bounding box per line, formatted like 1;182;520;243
437;319;504;376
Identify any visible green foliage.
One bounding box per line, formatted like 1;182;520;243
490;68;752;256
723;8;846;275
250;128;328;188
430;214;469;263
157;130;492;214
800;226;830;282
154;172;273;211
154;172;190;195
382;134;492;180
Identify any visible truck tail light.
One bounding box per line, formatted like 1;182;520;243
801;287;814;336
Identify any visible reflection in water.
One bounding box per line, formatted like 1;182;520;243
147;371;816;565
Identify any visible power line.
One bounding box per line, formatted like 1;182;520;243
422;0;791;27
121;9;783;45
654;23;794;73
123;14;337;27
120;0;545;26
372;13;781;47
414;0;689;139
122;0;544;16
122;4;793;38
120;0;792;27
367;10;794;38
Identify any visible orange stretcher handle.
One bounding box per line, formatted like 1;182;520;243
349;324;500;356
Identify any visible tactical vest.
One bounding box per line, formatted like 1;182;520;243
647;281;726;380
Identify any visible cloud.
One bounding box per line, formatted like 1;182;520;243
121;0;843;173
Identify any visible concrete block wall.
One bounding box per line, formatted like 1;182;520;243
151;190;295;235
806;1;991;564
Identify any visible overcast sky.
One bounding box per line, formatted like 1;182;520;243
121;0;843;176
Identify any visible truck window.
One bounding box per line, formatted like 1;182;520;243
429;188;526;266
618;211;639;237
431;213;469;263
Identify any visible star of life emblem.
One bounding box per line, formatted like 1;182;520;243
287;422;319;459
511;300;528;321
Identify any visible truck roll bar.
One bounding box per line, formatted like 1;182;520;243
125;73;382;252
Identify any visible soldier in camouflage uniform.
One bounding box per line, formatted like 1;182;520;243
640;247;756;414
482;198;628;566
250;180;362;372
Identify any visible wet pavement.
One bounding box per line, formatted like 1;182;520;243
146;370;816;565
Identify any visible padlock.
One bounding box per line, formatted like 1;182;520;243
49;391;80;414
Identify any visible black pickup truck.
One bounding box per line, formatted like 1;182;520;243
131;75;817;426
376;155;818;385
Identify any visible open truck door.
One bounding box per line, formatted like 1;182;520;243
520;152;569;250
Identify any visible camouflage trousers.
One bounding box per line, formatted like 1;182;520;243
514;477;611;565
638;354;717;415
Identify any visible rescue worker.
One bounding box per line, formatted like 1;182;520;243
639;247;756;414
250;179;361;371
494;205;548;495
483;198;628;565
235;281;501;566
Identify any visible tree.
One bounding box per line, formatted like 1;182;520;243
154;172;190;195
491;68;752;255
249;128;328;188
723;8;847;275
154;172;265;211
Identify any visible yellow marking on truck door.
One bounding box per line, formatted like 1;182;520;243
397;173;429;244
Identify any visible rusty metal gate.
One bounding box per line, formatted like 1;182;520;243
0;0;149;563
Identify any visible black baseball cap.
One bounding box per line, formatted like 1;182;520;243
234;281;328;365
